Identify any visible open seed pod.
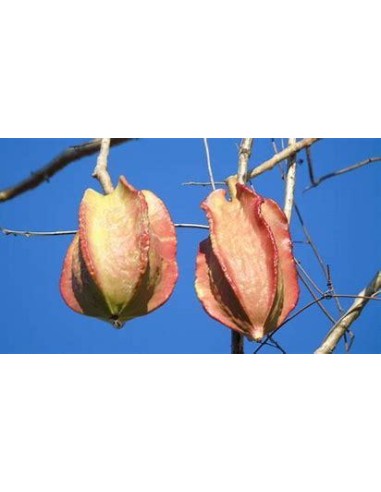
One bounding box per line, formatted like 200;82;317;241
60;176;178;328
195;181;299;341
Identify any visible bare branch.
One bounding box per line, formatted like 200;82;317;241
237;138;254;184
296;259;325;296
315;271;381;354
332;294;380;302
175;223;209;230
270;138;278;154
297;274;336;324
294;204;328;280
0;138;135;203
326;264;345;315
92;138;114;194
0;223;210;238
182;181;225;187
284;138;297;222
0;227;77;237
248;138;321;180
203;138;216;191
305;146;317;187
268;335;287;354
305;157;381;191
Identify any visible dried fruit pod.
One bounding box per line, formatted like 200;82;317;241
195;182;299;341
60;176;178;327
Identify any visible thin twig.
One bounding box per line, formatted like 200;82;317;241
298;271;336;324
0;138;135;203
175;223;209;230
0;227;77;237
294;204;328;280
315;271;381;354
284;138;297;222
237;139;254;184
203;138;216;191
271;138;278;154
271;138;287;176
253;337;287;354
92;138;114;194
182;181;225;187
0;223;210;237
327;264;345;314
295;203;345;320
305;157;381;191
268;336;287;354
305;147;317;187
296;260;325;296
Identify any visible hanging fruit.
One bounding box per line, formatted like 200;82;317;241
60;176;178;327
195;180;299;342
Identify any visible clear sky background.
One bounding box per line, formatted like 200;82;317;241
0;138;380;354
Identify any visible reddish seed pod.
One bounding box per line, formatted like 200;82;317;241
195;182;299;341
60;176;178;328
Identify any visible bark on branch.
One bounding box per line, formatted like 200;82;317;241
315;271;381;354
0;138;135;203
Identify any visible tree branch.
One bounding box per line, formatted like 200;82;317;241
247;138;321;180
237;138;254;184
92;138;114;194
182;181;225;187
305;157;381;191
305;146;317;187
0;138;135;203
315;271;381;354
0;227;77;237
0;223;210;237
203;138;216;191
284;138;297;222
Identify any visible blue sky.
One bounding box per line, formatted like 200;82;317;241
0;138;380;353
